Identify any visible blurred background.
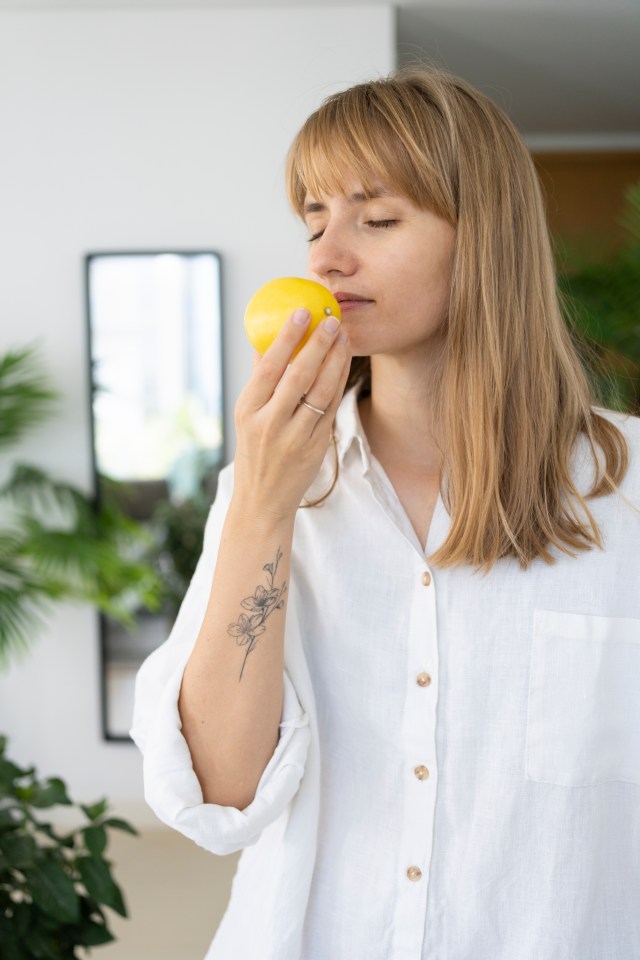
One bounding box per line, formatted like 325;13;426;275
0;1;638;958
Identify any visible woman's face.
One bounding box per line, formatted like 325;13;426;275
304;176;456;359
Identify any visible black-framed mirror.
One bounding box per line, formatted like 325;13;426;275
85;250;224;741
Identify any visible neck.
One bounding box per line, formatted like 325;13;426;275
357;342;445;475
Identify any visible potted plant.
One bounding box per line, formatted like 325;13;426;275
0;345;164;956
0;735;135;958
0;347;163;664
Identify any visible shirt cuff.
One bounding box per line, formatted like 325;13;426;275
131;656;310;856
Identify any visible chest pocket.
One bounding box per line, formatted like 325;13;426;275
525;609;640;786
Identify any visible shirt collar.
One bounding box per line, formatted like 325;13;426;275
334;381;372;472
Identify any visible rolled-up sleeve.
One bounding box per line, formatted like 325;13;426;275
130;462;311;856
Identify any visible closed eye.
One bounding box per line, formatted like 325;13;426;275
306;220;398;243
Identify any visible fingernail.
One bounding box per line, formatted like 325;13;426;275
324;315;340;333
292;308;311;326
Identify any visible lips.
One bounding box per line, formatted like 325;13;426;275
333;292;374;315
334;291;373;304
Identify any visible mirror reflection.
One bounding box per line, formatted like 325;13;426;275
86;251;224;740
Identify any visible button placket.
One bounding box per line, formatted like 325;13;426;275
416;587;432;780
393;561;439;950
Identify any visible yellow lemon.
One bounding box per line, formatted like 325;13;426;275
244;277;341;357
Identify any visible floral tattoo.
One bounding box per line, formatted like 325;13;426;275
227;547;287;681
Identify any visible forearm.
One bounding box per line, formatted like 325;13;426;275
178;501;295;810
178;303;349;810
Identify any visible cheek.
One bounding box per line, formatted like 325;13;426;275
416;235;455;300
434;226;456;282
385;247;452;302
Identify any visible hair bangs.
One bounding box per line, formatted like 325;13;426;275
285;84;448;220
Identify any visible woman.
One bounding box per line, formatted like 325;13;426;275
132;66;640;960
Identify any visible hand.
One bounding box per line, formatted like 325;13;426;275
232;307;351;522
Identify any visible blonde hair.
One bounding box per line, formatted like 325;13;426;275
285;65;632;572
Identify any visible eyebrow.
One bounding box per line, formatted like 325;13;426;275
303;188;393;217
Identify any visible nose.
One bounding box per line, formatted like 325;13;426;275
307;222;358;281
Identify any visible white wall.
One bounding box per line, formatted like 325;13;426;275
0;7;395;818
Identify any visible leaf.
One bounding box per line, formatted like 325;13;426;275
0;453;163;671
0;582;51;670
77;856;127;917
0;463;92;522
83;825;107;857
35;821;75;848
0;831;38;868
0;805;24;828
0;754;33;791
29;777;72;809
74;917;115;946
101;817;139;836
22;920;70;959
0;927;22;960
0;346;57;449
11;900;31;938
16;519;163;624
24;859;81;924
81;799;108;823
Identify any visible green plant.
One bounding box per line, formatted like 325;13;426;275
0;346;163;667
0;344;162;955
150;493;210;618
557;181;640;414
0;734;136;959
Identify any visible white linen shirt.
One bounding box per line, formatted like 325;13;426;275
131;385;640;960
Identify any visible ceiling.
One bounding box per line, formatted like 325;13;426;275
396;4;640;140
1;0;638;141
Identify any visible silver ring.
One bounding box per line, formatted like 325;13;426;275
299;398;326;416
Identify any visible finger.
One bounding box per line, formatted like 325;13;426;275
308;345;352;435
273;313;345;418
247;308;313;409
295;333;351;428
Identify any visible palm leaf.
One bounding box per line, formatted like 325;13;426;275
0;584;50;669
19;520;163;610
0;520;163;662
0;348;57;449
0;475;164;662
1;464;95;524
0;344;166;670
